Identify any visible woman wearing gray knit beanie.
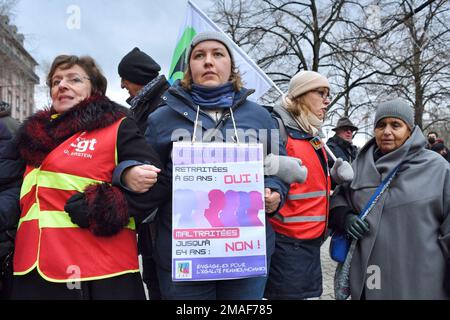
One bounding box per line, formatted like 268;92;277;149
112;31;290;300
329;97;450;299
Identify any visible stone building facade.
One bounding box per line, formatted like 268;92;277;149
0;15;39;122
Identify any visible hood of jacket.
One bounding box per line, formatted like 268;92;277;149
17;95;129;167
273;104;301;131
351;126;427;189
128;74;169;109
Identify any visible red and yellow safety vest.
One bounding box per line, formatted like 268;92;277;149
14;119;139;282
270;136;330;239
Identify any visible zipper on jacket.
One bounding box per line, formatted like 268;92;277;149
203;111;231;142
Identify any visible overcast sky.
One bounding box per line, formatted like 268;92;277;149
12;0;212;107
10;0;370;145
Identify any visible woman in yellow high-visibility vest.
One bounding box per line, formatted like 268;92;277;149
2;54;170;299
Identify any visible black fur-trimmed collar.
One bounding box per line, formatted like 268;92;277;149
17;95;129;166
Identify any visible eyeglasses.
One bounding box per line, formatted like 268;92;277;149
312;89;332;101
50;75;90;88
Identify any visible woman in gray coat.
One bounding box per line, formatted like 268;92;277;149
329;98;450;300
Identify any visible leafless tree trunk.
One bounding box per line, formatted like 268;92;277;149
210;0;450;136
344;0;450;132
210;0;347;91
379;0;450;130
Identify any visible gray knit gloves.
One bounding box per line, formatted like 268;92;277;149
264;153;308;184
265;154;353;186
330;158;354;185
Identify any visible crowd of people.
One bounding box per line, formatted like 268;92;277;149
0;31;449;300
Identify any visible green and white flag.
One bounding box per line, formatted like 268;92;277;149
168;0;279;102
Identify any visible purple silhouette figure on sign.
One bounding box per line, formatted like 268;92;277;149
173;189;197;227
236;191;251;226
204;189;225;227
219;190;240;227
247;191;264;226
192;191;210;227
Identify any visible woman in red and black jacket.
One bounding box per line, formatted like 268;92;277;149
1;54;170;300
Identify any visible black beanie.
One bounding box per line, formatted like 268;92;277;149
118;47;161;85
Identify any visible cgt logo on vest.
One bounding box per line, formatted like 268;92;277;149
65;135;97;159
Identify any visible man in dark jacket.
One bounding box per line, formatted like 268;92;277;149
327;117;359;189
117;47;170;300
118;47;170;133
